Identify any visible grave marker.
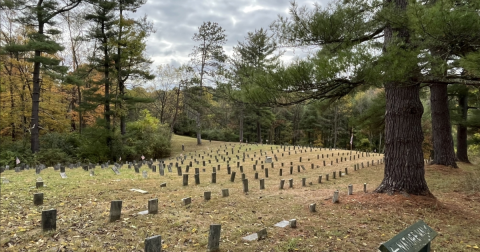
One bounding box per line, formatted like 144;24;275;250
182;197;191;205
145;235;162;252
34;193;44;205
207;224;221;252
111;166;120;175
110;200;123;222
42;209;57;231
148;198;158;214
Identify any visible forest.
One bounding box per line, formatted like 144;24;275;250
1;0;480;194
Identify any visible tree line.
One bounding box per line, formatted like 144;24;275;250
1;0;480;195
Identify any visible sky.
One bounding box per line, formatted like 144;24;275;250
130;0;330;68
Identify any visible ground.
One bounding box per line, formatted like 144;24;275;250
0;135;479;251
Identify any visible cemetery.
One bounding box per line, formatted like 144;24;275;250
0;135;479;251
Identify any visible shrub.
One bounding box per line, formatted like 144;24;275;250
34;148;71;166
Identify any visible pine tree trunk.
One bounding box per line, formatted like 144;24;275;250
9;75;15;140
196;112;202;145
30;22;44;154
257;120;262;143
375;0;430;195
101;16;112;152
333;104;338;148
456;93;470;163
375;83;430;195
239;104;244;142
430;84;457;167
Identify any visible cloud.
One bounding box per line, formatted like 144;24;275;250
131;0;329;68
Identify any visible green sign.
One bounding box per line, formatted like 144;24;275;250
379;220;438;252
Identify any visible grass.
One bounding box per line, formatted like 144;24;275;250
1;134;479;251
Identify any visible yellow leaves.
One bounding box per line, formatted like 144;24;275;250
192;228;197;233
162;244;168;249
466;244;479;249
59;202;64;206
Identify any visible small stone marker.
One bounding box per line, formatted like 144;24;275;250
302;178;306;187
110;200;122;222
36;181;44;188
148;198;158;214
129;188;148;194
222;189;229;197
207;224;221;252
243;179;248;193
265;157;272;163
195;173;200;184
90;170;95;176
42;209;57;231
230;171;236;182
333;190;339;203
160;182;166;187
378;220;437;252
2;177;10;184
59;171;68;178
289;219;297;228
289;179;293;188
274;220;289;228
257;228;267;240
142;171;148;178
279;179;285;189
348;184;353;195
183;174;188;186
144;235;162;252
34;193;44;205
318;175;322;183
111;166;120;175
182;197;191;205
242;233;258;242
259;179;265;190
204;191;211;200
309;203;316;212
364;183;367;193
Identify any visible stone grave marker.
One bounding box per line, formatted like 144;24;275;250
42;209;57;231
129;188;148;194
110;200;122;222
182;197;191;205
274;220;289;228
144;235;162;252
111;166;120;175
148;198;158;214
34;193;43;205
207;224;221;252
142;170;148;178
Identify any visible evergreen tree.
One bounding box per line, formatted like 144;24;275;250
229;28;281;143
113;0;154;135
189;21;227;145
3;0;82;153
84;0;117;153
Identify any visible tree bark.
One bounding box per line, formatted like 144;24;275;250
376;82;430;195
239;103;244;142
333;103;338;148
31;21;44;153
375;0;430;195
256;120;262;143
456;93;470;163
430;84;457;167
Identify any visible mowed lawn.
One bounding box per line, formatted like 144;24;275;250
1;135;479;251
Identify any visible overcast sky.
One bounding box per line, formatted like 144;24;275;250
130;0;330;68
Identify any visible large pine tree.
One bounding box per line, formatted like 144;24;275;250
4;0;82;153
